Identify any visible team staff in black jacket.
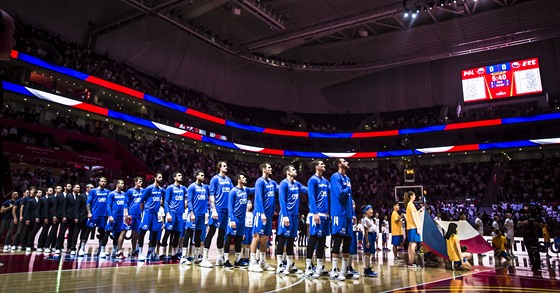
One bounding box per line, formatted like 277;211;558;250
53;185;67;254
56;184;79;253
75;184;93;256
37;187;54;252
47;186;63;252
22;188;40;251
20;187;36;251
26;190;45;251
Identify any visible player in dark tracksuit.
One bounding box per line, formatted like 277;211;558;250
9;189;27;250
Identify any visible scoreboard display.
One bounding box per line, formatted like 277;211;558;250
461;57;543;103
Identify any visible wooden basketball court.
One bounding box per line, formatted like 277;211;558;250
1;245;559;293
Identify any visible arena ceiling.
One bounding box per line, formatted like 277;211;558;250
5;0;560;89
95;0;560;68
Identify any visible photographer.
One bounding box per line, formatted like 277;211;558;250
517;204;543;270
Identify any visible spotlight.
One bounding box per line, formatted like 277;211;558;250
415;5;421;12
412;11;417;18
404;8;410;17
428;1;434;9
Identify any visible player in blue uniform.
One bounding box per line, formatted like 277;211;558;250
223;173;254;269
105;180;126;258
163;172;187;259
138;172;165;261
276;164;308;275
329;158;358;280
305;160;330;278
85;177;110;257
248;162;278;272
122;177;143;258
181;170;210;265
201;161;233;267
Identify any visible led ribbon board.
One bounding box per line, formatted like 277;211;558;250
5;81;560;158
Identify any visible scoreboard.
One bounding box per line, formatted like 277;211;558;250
461;58;543;103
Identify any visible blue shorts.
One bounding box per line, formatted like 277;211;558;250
277;214;298;238
87;216;107;229
370;232;377;249
200;222;207;242
226;217;245;236
141;211;162;232
407;229;422;243
350;230;357;255
180;214;189;237
105;217;124;234
252;212;273;236
164;213;185;232
123;215;142;232
188;215;206;231
364;233;376;254
391;235;403;246
308;214;330;238
208;210;228;229
243;226;253;245
331;216;353;237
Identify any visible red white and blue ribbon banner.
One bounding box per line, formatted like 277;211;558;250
5;81;560;158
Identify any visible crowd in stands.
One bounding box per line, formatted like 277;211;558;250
498;157;559;203
10;19;558;134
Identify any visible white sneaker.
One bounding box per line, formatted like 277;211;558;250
36;248;43;252
330;269;346;281
78;249;85;257
305;267;319;279
99;251;107;258
200;258;214;268
3;245;10;251
44;248;51;253
249;262;264;272
261;260;275;271
10;246;16;251
180;257;191;265
25;247;31;252
70;250;77;255
55;249;61;255
216;256;225;266
276;265;285;275
138;253;146;261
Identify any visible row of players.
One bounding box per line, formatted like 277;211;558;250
1;158;422;280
